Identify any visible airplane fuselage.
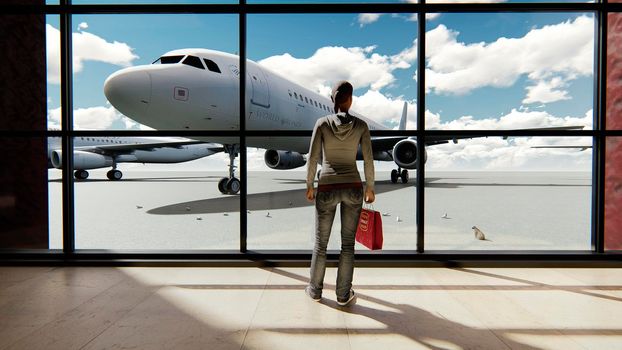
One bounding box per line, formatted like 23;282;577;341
104;49;386;154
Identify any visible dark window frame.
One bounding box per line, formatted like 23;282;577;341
0;0;620;265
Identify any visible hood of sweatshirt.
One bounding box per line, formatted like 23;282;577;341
328;113;356;141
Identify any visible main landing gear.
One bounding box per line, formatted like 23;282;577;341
218;144;240;195
74;169;89;180
390;167;409;184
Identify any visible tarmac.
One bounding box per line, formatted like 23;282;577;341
48;169;592;251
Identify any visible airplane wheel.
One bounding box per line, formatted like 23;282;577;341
74;170;89;180
400;169;409;184
218;177;229;194
107;169;123;181
390;169;399;184
226;177;241;195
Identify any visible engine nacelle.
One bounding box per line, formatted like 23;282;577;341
264;150;306;170
50;150;113;170
392;139;426;169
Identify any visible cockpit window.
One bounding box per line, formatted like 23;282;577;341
152;55;184;64
182;55;205;69
203;59;221;73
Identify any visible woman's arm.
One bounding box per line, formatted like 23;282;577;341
306;119;323;201
360;122;375;203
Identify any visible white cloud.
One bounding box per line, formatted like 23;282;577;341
78;22;88;31
47;105;149;130
353;90;417;128
258;45;404;93
46;24;139;84
358;13;382;27
425;16;594;104
522;77;571;104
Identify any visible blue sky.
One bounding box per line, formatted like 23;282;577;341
45;9;595;170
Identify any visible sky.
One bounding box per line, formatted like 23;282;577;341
45;7;595;171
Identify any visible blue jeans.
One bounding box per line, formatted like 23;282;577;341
308;187;363;300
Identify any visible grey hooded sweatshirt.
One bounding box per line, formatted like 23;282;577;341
306;113;375;191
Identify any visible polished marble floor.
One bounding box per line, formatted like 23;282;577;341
0;266;621;350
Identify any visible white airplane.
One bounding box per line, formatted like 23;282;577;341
47;136;223;180
103;48;584;194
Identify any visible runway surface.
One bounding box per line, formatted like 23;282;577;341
48;170;592;251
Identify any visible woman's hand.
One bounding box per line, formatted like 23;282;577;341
365;188;375;203
306;187;315;202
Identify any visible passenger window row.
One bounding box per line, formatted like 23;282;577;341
288;89;332;113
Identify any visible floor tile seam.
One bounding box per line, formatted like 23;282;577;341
0;273;138;350
0;267;57;292
0;266;63;299
239;267;272;350
482;286;592;350
341;305;354;350
430;269;551;349
77;284;164;350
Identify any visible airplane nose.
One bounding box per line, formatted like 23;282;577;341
104;69;151;116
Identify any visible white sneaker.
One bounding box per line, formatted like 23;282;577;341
305;286;321;301
337;290;356;306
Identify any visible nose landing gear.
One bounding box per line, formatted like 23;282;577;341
218;144;240;195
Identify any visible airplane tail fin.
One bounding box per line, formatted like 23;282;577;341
399;102;407;130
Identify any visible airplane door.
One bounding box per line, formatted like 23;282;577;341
249;66;270;108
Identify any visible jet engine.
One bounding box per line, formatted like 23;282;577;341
392;139;426;169
264;150;306;170
51;150;113;170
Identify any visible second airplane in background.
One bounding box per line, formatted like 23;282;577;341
48;136;222;180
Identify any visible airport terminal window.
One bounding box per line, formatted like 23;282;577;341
5;1;620;258
182;55;205;69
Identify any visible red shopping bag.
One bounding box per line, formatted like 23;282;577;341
355;207;383;250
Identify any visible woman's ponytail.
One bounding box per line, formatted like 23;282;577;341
331;81;353;113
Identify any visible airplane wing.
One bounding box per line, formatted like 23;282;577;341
74;140;224;155
370;126;586;153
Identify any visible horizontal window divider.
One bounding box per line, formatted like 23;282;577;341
0;2;607;15
422;129;597;137
0;250;620;267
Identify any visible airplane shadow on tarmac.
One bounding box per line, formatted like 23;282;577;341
148;180;414;215
147;176;589;215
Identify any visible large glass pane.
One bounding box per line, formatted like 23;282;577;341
427;0;592;3
605;137;622;251
73;136;238;250
249;0;403;3
425;136;592;250
47;137;63;250
247;13;418;130
246;136;417;250
0;138;51;250
425;13;594;132
607;13;622;130
47;15;61;130
71;14;239;131
73;0;236;3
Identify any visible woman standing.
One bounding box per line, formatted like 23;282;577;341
305;81;375;307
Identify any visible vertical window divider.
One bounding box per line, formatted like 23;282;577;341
416;4;426;254
60;0;75;256
594;5;607;253
240;0;248;253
